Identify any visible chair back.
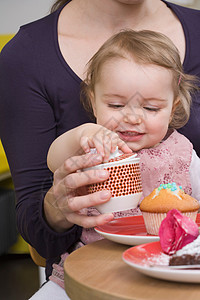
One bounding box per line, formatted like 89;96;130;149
28;245;46;267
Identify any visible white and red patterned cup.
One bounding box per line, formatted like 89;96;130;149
85;153;143;214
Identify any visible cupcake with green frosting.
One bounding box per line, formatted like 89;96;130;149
140;183;200;235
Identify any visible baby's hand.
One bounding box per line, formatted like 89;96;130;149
80;124;132;162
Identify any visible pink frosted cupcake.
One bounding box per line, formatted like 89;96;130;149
139;183;200;235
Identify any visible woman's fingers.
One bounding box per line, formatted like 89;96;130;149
63;168;110;189
52;183;111;212
67;211;114;228
52;165;111;209
67;190;111;212
53;153;104;184
51;185;113;228
48;151;115;232
65;152;104;172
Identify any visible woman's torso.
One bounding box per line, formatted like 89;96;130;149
58;0;186;80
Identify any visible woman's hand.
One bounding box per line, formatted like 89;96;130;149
80;123;132;162
44;152;114;232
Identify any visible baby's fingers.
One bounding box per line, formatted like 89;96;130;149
118;140;132;154
80;136;93;153
102;134;114;162
109;133;132;154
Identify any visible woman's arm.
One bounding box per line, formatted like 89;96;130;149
0;31;82;260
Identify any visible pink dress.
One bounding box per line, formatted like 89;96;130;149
50;130;193;288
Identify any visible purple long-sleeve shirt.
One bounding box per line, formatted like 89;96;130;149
0;1;200;278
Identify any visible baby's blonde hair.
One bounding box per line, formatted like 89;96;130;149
82;30;198;129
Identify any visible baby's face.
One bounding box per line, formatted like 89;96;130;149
92;57;175;152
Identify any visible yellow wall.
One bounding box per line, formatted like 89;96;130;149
0;34;15;51
0;142;9;174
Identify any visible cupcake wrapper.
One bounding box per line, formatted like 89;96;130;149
142;211;198;235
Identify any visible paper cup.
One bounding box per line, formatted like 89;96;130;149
85;153;143;213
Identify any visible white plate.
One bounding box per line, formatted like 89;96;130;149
123;241;200;283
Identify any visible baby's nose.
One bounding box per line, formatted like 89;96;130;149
123;107;143;124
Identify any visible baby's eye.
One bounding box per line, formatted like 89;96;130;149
143;106;160;112
108;104;125;109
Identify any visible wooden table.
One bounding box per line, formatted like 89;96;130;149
64;239;200;300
